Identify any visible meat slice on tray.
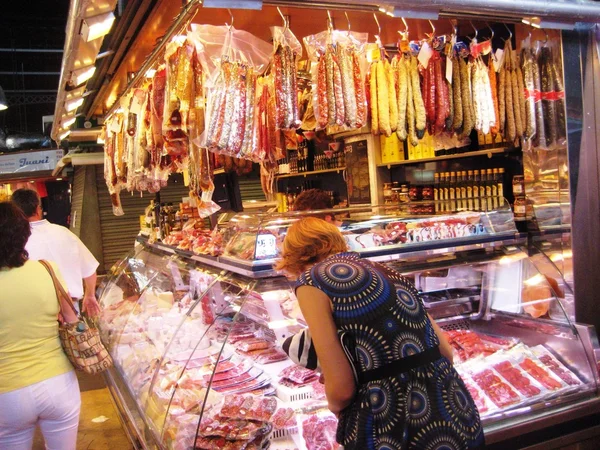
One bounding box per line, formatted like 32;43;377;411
472;369;521;408
537;354;581;386
493;361;541;398
520;357;563;390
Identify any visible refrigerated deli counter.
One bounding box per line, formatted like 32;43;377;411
96;203;600;450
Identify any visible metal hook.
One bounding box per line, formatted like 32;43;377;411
226;8;234;30
276;7;288;30
502;23;513;41
428;19;436;37
543;29;549;45
486;22;494;40
373;12;381;37
470;21;478;40
344;12;351;34
401;17;409;34
327;10;334;31
450;19;457;37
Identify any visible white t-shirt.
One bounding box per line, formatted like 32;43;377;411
25;220;99;299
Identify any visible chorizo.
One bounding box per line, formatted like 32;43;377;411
396;57;408;141
377;60;392;136
452;57;463;132
369;62;379;135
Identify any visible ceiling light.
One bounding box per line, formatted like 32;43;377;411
391;7;439;20
81;12;115;42
59;129;71;141
66;97;84;112
0;86;7;111
70;65;96;86
62;116;76;128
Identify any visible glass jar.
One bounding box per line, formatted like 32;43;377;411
421;185;434;201
409;185;421;202
513;175;525;196
513;196;527;221
398;184;410;203
383;183;393;204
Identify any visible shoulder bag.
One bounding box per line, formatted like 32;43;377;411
40;260;113;374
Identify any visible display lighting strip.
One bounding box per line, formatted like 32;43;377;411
62;116;76;128
59;129;72;141
66;97;84;112
70;65;96;86
81;12;116;42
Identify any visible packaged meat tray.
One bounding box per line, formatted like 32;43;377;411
527;345;583;387
459;373;498;416
279;365;318;384
469;366;524;409
296;412;341;450
210;367;264;391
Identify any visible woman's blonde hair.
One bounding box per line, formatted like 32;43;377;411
274;216;348;275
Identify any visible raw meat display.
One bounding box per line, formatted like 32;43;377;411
520;357;564;390
493;360;542;398
301;414;340;450
219;394;277;422
472;368;521;408
530;346;582;386
279;365;317;385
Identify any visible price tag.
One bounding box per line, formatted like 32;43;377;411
418;41;434;69
493;48;505;72
167;260;188;291
129;89;145;115
255;233;277;260
446;55;453;84
110;117;122;133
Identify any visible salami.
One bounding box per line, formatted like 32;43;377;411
452;57;463;132
385;59;398;133
410;56;427;138
532;52;546;148
434;53;446;132
489;57;499;136
325;47;336;126
332;53;345;126
317;57;329;129
352;51;367;128
369;63;379;135
522;49;537;141
503;44;516;142
376;60;392;136
338;44;357;128
406;59;418;146
396;57;408;141
459;58;474;137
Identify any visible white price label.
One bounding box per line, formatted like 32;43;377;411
255;234;277;260
446;55;453;84
493;49;505;73
418;42;434;69
167;260;188;291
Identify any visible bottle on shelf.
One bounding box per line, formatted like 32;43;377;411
442;172;450;212
491;168;499;209
449;172;456;212
473;170;481;211
485;169;494;211
498;168;505;206
433;173;440;213
466;170;474;211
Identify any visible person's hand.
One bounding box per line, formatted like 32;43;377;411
82;295;101;318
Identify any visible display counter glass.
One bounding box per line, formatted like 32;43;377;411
97;207;599;450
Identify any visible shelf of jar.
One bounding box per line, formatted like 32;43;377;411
377;146;518;169
275;167;346;179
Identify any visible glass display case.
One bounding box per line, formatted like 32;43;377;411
97;206;600;450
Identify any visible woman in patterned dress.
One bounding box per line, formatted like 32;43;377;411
275;217;484;449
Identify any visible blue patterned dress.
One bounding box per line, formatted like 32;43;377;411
296;252;484;450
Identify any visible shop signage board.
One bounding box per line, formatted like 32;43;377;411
0;149;64;175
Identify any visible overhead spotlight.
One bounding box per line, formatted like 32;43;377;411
70;65;96;86
0;85;8;111
81;12;115;42
66;97;84;112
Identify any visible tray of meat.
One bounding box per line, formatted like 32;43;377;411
528;345;583;387
471;368;523;409
210;367;264;391
491;358;546;399
279;365;317;385
459;374;497;416
199;417;270;441
297;412;340;450
204;360;253;383
218;395;277;422
238;339;274;353
446;330;518;361
225;374;272;394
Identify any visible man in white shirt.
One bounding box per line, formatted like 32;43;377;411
12;188;101;317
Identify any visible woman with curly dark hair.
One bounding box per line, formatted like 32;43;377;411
0;202;81;450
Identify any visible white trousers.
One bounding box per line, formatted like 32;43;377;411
0;371;81;450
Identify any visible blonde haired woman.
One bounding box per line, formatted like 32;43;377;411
276;217;484;450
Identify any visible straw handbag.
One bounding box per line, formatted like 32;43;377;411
40;260;113;374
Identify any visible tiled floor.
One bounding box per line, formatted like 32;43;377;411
33;372;132;450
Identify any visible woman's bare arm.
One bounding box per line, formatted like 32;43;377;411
428;313;453;363
296;285;356;413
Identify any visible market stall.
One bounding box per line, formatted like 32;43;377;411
50;0;600;448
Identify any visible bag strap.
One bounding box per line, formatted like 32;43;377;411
39;260;79;320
